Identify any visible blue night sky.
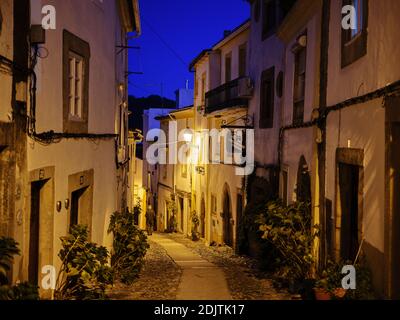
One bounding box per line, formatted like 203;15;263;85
128;0;250;100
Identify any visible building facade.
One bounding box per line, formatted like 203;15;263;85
0;0;141;298
323;0;400;298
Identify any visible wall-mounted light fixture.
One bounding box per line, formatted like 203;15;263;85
65;199;70;210
297;34;307;47
56;201;62;212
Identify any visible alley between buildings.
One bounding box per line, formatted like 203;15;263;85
109;233;290;300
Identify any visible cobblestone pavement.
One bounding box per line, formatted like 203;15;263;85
165;233;291;300
108;237;182;300
109;232;290;300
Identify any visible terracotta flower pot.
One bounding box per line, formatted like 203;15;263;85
333;288;347;299
314;287;331;300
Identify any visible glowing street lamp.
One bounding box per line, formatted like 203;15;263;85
183;127;193;143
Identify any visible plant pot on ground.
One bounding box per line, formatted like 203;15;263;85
314;287;332;300
314;260;348;300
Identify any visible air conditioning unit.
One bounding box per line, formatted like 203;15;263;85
237;77;254;98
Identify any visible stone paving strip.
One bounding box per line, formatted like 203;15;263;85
166;233;291;300
109;232;290;300
152;233;232;300
108;236;182;300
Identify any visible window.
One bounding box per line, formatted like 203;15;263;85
293;38;306;125
350;0;364;38
194;73;198;97
162;148;168;179
341;0;368;68
260;67;275;128
68;52;84;119
262;0;277;40
239;43;247;78
225;52;232;83
201;72;206;104
63;30;90;133
119;105;127;147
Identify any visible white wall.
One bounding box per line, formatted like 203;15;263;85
219;29;249;84
0;0;13;122
327;0;400;107
281;12;321;203
27;0;127;268
326;99;385;252
248;11;284;166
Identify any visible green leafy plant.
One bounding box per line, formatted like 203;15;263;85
0;237;39;300
315;260;345;297
108;209;149;284
315;257;376;300
55;225;113;300
345;257;376;300
256;200;319;292
0;237;20;286
8;282;40;300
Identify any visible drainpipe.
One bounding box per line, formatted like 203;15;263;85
317;0;331;270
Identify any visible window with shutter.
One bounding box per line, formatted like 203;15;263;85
63;30;90;133
341;0;368;68
262;0;277;40
239;43;247;78
259;67;275;129
225;53;232;83
293;40;306;125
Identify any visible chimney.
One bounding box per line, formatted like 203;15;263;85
223;30;231;38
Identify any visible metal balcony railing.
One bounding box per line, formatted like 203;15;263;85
205;77;251;114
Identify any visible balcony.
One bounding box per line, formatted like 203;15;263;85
205;77;253;114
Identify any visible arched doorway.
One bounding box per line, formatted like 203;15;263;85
200;196;206;238
222;184;233;247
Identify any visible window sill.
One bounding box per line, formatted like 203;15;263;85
344;31;363;47
68;115;85;122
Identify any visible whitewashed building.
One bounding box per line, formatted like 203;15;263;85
1;0;141;298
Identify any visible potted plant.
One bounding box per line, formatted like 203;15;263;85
314;260;347;300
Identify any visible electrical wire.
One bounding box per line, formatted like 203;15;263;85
28;45;117;145
142;17;188;68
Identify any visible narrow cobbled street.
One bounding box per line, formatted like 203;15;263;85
109;233;290;300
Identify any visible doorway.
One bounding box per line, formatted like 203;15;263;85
29;180;46;285
179;197;184;233
68;170;94;236
223;187;233;247
236;193;243;250
390;123;400;298
339;163;360;262
70;187;87;229
200;197;206;238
